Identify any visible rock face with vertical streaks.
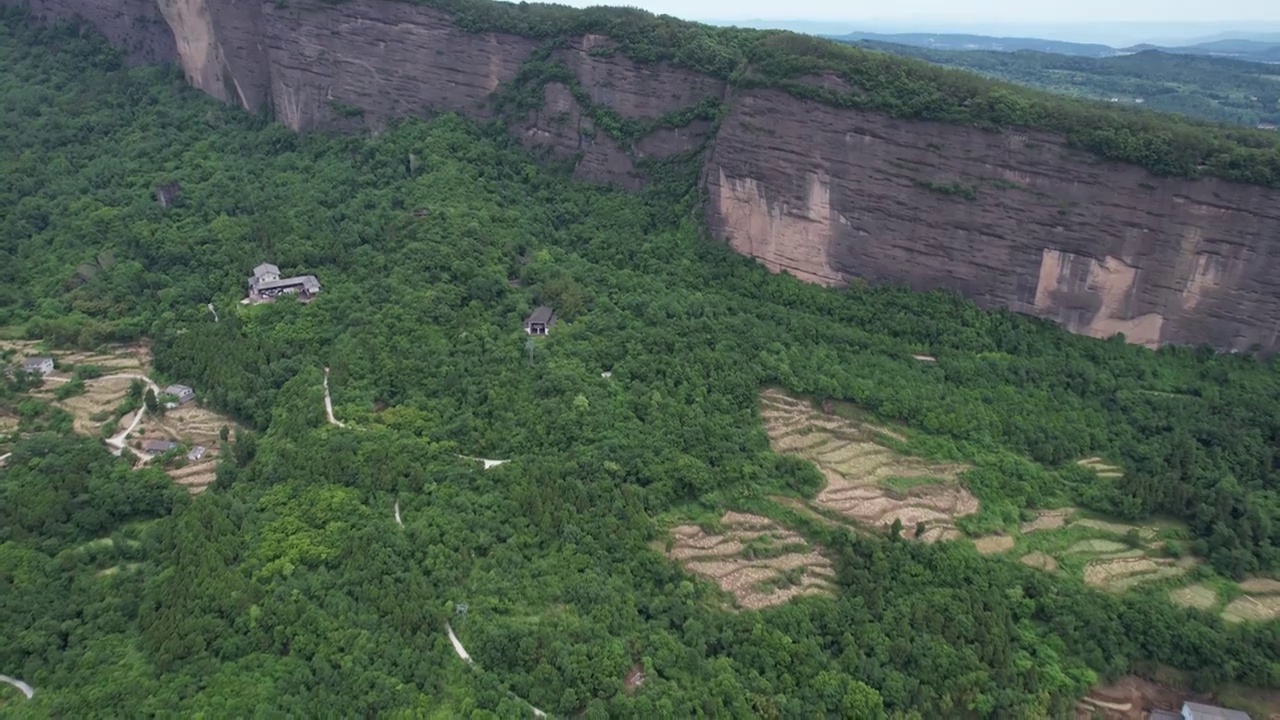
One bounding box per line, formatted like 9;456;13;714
705;89;1280;351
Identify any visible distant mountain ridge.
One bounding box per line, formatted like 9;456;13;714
825;31;1119;57
824;30;1280;62
1126;39;1280;62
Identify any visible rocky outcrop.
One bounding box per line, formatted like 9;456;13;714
513;35;724;189
11;0;1280;351
257;1;537;132
18;0;177;64
706;89;1280;351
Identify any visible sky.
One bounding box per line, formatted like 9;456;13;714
558;0;1280;24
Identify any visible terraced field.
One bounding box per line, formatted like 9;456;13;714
665;511;835;610
1013;507;1198;592
142;404;234;494
1222;578;1280;623
1083;557;1193;591
57;375;135;436
760;389;976;541
1170;583;1219;610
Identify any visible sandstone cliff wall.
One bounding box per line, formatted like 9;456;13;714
9;0;1280;351
18;0;177;64
706;89;1280;351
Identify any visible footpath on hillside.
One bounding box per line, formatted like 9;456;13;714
0;674;34;700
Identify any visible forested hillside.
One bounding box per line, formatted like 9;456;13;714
844;40;1280;127
2;12;1279;718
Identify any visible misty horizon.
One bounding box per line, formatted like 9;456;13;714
557;1;1280;46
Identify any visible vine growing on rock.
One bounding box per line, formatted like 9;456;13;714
493;44;724;148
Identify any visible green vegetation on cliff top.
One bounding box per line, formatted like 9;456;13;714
841;40;1280;129
3;11;1280;719
395;0;1280;186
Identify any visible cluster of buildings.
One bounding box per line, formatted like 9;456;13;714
244;263;322;304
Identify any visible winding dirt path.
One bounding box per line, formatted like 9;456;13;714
207;303;219;323
0;674;34;700
394;500;402;527
323;368;345;428
0;453;11;467
101;373;162;455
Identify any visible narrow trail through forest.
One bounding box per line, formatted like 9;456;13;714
446;623;472;664
457;455;508;470
320;372;508;470
394;500;402;527
322;368;345;428
0;674;34;700
0;453;11;466
445;623;547;718
207;303;219;322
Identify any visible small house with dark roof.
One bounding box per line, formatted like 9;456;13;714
141;438;178;455
164;384;195;406
22;357;54;376
524;306;557;336
251;263;280;285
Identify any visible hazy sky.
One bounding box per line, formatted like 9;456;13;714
559;0;1280;25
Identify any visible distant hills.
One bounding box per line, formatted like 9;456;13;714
835;39;1280;128
823;32;1120;57
1126;39;1280;62
823;30;1280;63
711;19;1280;49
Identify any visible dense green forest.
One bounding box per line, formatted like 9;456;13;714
841;41;1280;128
389;0;1280;186
2;10;1280;718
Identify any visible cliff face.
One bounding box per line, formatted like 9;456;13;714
706;89;1280;351
12;0;1280;351
512;34;724;189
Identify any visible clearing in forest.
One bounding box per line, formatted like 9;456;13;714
1076;456;1124;479
0;413;16;445
1020;508;1075;533
9;344;235;495
760;388;976;542
1169;583;1219;610
1222;578;1280;623
973;535;1015;555
664;511;835;610
131;404;238;495
1020;552;1059;572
